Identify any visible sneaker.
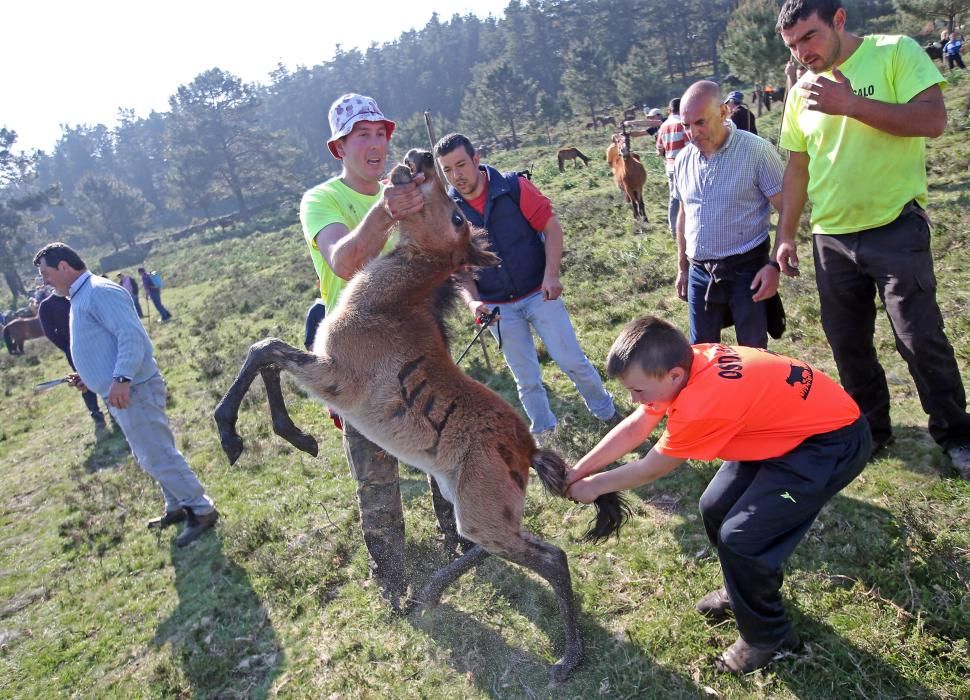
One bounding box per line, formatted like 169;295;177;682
175;508;219;547
147;508;187;530
947;444;970;479
695;587;733;621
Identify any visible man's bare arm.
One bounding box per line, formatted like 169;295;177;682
775;152;811;277
315;178;424;280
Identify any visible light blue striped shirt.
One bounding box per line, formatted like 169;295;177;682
672;125;784;261
69;271;159;397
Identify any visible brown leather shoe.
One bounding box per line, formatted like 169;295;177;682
714;630;801;674
695;587;733;620
175;508;219;547
147;508;187;530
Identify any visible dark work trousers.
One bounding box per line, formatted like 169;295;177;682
698;416;871;646
81;389;105;424
813;206;970;449
303;300;327;350
688;241;770;348
343;423;463;601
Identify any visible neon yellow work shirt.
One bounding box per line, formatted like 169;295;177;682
780;35;945;235
299;177;395;309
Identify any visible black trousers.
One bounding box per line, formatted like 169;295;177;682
303;300;327;350
699;417;870;646
812;207;970;449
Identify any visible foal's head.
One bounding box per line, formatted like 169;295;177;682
390;149;497;269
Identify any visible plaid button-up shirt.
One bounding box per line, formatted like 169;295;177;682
672;125;784;261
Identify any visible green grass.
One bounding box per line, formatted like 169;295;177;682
1;82;969;698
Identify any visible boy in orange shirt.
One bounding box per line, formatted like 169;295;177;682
567;316;870;674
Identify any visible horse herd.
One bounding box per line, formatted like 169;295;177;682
557;124;648;222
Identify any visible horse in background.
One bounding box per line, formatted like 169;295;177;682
606;129;647;221
3;317;44;355
557;147;591;172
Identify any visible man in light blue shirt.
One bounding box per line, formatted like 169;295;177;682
673;81;785;348
34;242;218;547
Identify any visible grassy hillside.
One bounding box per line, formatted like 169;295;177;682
1;79;968;699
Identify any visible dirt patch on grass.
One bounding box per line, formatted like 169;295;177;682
0;586;46;618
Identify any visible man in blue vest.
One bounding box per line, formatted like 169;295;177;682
435;133;618;443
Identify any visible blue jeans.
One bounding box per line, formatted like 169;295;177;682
108;374;214;513
666;172;680;238
487;292;614;433
687;260;768;348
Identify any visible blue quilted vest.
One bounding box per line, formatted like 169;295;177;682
449;165;546;302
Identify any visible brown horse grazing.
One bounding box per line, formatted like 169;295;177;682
3;317;44;355
606;131;647;221
557;146;591;173
215;149;630;683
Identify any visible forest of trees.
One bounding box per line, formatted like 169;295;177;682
0;0;958;302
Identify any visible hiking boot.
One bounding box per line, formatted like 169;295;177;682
147;508;187;530
714;629;802;674
947;444;970;480
695;587;733;621
175;508;219;547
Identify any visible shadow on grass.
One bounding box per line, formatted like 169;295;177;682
875;425;954;478
402;537;701;699
83;424;131;473
152;532;283;699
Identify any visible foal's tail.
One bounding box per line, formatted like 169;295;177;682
531;449;632;543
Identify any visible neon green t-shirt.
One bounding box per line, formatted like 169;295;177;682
299;177;394;309
780;35;944;235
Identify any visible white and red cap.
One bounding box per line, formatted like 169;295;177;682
326;93;396;159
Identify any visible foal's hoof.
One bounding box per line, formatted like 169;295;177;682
549;645;583;685
549;659;575;685
290;432;318;458
220;432;245;465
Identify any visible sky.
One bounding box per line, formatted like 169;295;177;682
5;0;511;153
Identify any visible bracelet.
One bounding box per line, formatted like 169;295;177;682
767;260;781;271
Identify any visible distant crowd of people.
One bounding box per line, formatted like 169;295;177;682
25;0;970;681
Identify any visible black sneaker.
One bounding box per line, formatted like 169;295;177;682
147;508;187;530
175;508;219;547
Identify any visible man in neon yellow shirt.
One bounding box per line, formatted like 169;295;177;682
299;93;463;607
775;0;970;478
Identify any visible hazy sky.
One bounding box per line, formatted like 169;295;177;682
5;0;510;153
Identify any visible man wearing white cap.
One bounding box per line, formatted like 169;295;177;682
298;93;464;607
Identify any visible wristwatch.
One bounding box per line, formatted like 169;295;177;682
113;376;132;384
